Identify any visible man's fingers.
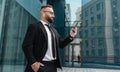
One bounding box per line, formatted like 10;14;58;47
39;62;44;66
72;27;77;33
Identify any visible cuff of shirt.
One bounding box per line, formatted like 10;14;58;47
69;35;74;40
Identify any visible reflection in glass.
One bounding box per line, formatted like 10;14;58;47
65;0;82;67
0;0;44;72
80;0;120;69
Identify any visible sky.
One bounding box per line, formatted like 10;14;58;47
66;0;91;24
66;0;82;22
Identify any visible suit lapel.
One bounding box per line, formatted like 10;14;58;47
38;22;47;40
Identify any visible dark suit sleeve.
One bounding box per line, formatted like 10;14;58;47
22;24;37;65
59;35;73;48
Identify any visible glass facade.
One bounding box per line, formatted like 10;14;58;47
64;0;82;67
78;0;120;68
0;0;120;72
0;0;43;72
16;0;42;20
64;0;120;69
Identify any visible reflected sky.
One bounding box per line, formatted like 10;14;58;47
66;0;82;22
66;0;91;24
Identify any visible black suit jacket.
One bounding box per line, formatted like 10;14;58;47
22;22;73;72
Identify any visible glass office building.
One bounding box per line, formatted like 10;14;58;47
0;0;120;72
0;0;70;71
0;0;43;72
79;0;120;68
64;0;120;68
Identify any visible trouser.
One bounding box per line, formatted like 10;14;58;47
38;60;57;72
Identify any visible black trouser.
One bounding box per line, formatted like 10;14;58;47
38;60;57;72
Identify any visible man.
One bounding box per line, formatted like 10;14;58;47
22;5;77;72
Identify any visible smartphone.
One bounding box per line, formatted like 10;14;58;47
74;22;79;27
74;21;81;27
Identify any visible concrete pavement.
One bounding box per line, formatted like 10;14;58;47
0;65;120;72
58;67;120;72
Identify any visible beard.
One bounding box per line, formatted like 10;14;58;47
46;16;54;23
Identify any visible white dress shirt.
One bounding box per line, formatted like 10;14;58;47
40;20;55;61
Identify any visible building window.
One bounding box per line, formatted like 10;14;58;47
101;2;104;10
91;28;95;35
91;39;95;48
85;29;88;37
91;16;94;24
113;11;118;20
85;40;89;48
90;7;94;14
112;0;117;9
113;37;119;47
112;0;117;7
85;20;88;27
113;22;119;33
98;38;103;46
85;10;89;17
86;50;89;56
97;26;102;34
97;14;101;21
96;3;101;11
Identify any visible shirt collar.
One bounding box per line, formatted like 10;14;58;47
40;20;48;25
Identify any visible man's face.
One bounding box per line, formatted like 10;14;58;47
43;7;55;23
